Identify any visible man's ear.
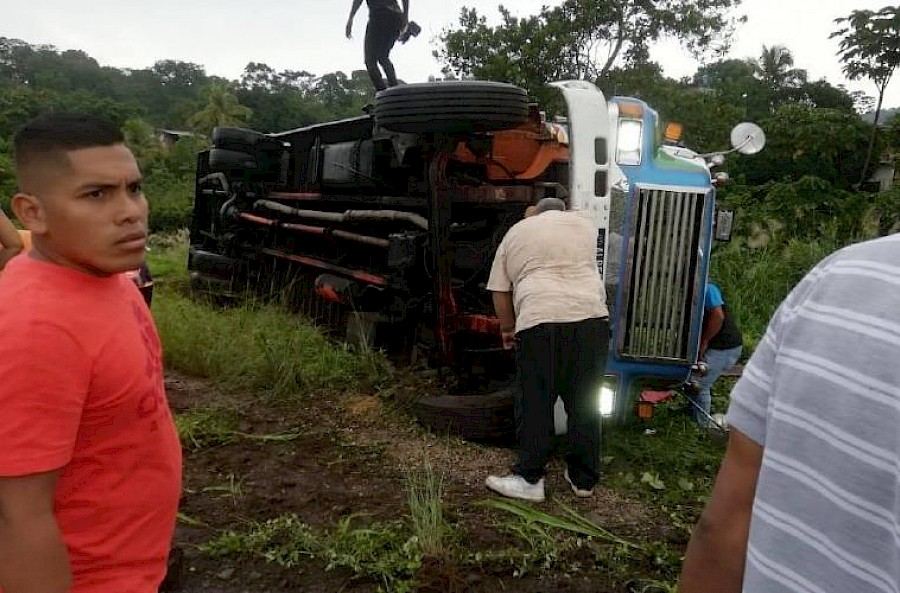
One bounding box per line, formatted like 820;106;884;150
10;193;47;234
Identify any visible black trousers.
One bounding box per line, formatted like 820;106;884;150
364;12;403;91
514;317;609;489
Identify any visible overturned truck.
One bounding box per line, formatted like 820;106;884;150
187;80;763;437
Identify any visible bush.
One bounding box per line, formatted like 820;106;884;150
711;231;856;349
720;176;880;245
146;173;193;232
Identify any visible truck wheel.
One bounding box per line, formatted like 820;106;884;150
412;391;516;442
213;127;274;150
374;81;529;134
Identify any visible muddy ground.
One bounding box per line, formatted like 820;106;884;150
164;372;680;593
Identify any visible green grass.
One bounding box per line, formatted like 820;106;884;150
200;462;453;592
202;514;422;593
404;461;450;559
174;408;240;450
146;233;387;397
147;231;189;284
711;232;860;350
154;289;384;396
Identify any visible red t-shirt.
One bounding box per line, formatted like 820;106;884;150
0;256;182;593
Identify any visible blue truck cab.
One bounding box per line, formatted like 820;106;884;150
553;82;762;424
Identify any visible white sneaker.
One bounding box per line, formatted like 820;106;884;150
485;474;546;502
564;468;594;498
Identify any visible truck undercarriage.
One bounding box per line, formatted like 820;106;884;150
189;82;564;385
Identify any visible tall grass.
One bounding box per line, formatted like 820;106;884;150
153;288;385;396
710;230;866;350
146;235;386;397
405;461;449;558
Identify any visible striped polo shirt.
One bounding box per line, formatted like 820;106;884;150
727;233;900;593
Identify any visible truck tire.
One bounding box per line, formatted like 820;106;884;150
412;392;516;442
208;148;258;172
374;81;529;134
213;127;283;152
213;126;266;145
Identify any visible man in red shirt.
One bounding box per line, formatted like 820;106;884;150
0;113;182;593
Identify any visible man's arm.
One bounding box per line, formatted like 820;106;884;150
699;306;725;358
677;428;763;593
401;0;409;23
491;291;516;349
346;0;363;38
0;471;71;593
0;211;23;271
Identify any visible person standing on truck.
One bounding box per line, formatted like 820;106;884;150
688;281;743;426
485;197;610;502
346;0;410;92
678;234;900;593
0;113;181;593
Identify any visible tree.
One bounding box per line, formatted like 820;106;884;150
736;104;875;190
831;6;900;185
313;70;373;115
122;118;162;165
693;58;770;119
436;0;745;105
188;83;253;137
851;90;876;114
796;80;854;112
240;62;280;91
754;45;807;112
151;60;207;88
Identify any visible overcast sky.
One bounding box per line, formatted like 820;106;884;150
3;0;898;109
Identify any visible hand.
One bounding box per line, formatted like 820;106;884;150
501;331;516;350
345;20;353;39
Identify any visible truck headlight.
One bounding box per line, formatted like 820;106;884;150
599;383;617;417
616;119;643;166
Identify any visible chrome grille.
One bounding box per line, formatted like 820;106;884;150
619;186;708;361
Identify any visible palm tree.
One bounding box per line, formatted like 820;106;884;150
188;83;253;137
754;45;807;111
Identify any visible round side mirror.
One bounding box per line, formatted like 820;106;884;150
730;122;766;155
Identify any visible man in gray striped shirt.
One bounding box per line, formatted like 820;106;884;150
679;234;900;593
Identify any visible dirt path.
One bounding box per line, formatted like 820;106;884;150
165;372;664;593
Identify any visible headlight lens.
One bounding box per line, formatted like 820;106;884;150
616;119;643;166
599;383;616;417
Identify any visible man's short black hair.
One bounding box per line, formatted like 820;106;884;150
13;112;124;176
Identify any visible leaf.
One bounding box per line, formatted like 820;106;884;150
677;478;695;492
480;497;640;549
641;472;666;491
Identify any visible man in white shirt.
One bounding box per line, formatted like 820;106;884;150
486;198;610;502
